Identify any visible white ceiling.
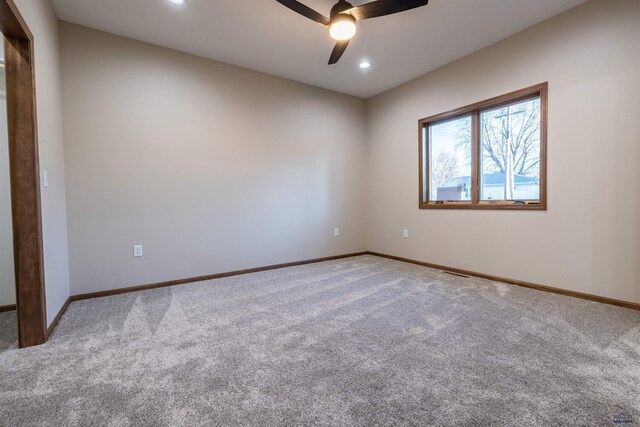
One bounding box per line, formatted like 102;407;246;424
51;0;586;98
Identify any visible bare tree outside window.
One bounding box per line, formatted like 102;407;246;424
480;98;541;200
431;152;458;192
454;98;540;200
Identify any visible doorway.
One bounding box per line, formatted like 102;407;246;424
0;36;18;349
0;0;48;348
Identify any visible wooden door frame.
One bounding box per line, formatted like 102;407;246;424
1;0;47;347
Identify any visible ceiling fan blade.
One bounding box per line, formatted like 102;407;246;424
350;0;428;21
275;0;330;26
328;40;350;65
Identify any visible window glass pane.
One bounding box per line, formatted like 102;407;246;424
480;97;541;201
428;116;472;201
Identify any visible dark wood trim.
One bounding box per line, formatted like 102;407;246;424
417;202;546;211
418;121;425;208
0;304;17;312
46;297;71;338
1;0;48;347
418;83;548;210
419;84;546;126
470;111;479;204
539;83;548;209
367;252;640;311
0;0;31;39
71;252;369;302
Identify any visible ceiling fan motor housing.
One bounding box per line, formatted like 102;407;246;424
330;1;355;21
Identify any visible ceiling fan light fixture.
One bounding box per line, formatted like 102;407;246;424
329;14;356;41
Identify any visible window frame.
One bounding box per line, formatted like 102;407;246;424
419;82;548;210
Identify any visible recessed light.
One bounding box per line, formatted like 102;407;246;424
168;0;184;5
359;61;371;69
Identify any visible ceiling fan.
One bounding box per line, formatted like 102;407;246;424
275;0;429;65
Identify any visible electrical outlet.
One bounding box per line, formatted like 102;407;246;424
133;245;143;257
334;228;340;237
403;229;409;239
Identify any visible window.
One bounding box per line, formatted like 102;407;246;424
419;83;547;210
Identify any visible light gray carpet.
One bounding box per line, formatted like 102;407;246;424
0;255;639;426
0;311;18;351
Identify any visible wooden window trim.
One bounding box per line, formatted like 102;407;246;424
1;0;48;347
419;82;548;210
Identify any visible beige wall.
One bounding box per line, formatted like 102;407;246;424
15;0;71;325
59;23;367;295
366;0;640;303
